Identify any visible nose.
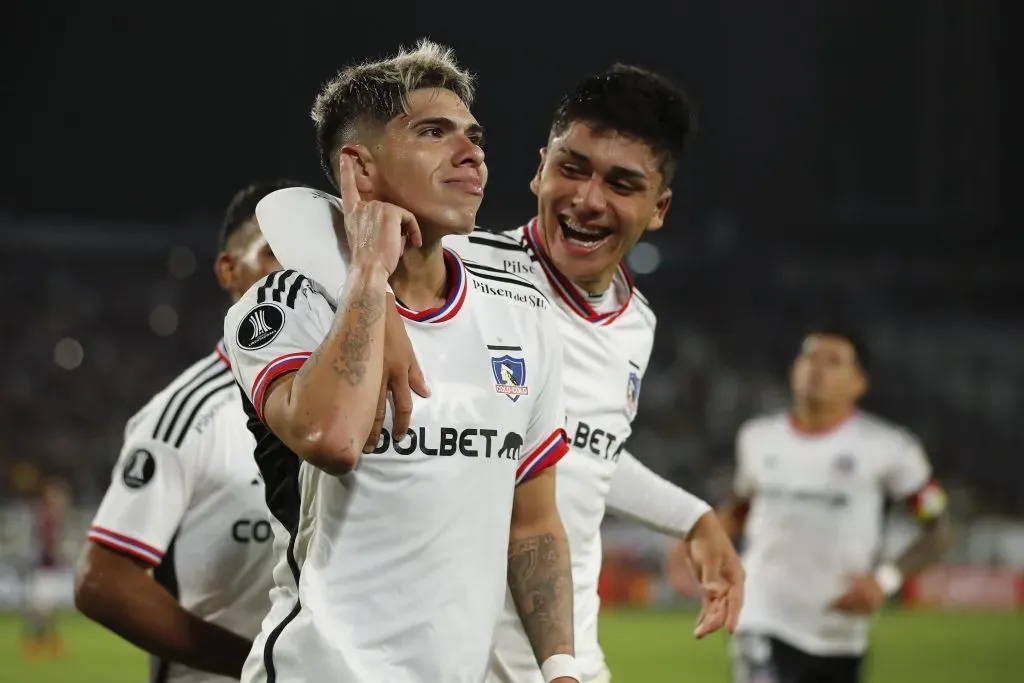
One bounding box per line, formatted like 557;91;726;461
572;176;607;215
454;134;485;168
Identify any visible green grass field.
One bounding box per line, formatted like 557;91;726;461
3;609;1022;682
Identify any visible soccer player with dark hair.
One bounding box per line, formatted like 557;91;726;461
74;180;306;683
710;325;955;683
447;62;744;683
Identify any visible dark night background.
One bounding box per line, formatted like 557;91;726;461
0;0;1019;509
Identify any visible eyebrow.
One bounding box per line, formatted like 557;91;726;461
555;146;649;183
409;116;484;139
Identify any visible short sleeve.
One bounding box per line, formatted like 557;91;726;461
515;305;569;485
445;229;532;273
223;270;335;422
881;431;933;501
732;422;756;498
88;433;194;566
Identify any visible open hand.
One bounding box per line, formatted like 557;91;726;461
682;512;745;638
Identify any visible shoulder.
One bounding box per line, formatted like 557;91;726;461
445;227;532;271
226;270;333;348
852;410;921;449
447;226;528;253
124;352;237;455
462;256;552;313
738;412;788;441
230;269;326;316
628;284;656;330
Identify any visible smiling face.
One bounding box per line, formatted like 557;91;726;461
531;120;672;292
365;88;487;239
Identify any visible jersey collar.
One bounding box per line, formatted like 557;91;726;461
394;248;468;324
788;409;857;437
215;340;231;368
522;217;634;326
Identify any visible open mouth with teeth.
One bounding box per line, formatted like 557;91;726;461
558;216;614;251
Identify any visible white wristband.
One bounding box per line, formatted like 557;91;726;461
874;563;904;597
541;654;581;683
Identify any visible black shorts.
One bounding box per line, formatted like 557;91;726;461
731;633;865;683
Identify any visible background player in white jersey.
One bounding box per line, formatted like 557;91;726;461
224;41;579;683
711;325;955;683
74;180;306;682
446;64;745;683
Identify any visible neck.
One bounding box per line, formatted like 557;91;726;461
791;402;854;434
571;271;616;296
390;237;448;311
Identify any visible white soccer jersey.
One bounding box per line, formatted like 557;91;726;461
88;343;277;683
446;219;657;682
733;410;937;656
223;255;569;683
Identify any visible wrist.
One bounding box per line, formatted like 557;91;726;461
874;563;904;597
350;260;391;285
541;654;580;683
682;503;716;541
351;252;393;277
337;261;390;304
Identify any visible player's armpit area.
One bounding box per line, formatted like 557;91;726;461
508;467;575;663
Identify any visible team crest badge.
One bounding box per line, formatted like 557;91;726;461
626;371;642;418
491;355;529;402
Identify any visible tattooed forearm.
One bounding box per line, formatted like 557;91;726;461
507;532;574;663
328;292;384;386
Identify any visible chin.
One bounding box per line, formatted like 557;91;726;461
432;207;479;237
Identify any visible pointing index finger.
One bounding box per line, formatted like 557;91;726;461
338;153;360;214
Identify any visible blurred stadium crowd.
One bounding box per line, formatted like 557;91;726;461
3;213;1020;516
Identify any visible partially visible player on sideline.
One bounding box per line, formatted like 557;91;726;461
21;477;70;659
446;64;745;683
225;41;578;683
74;180;306;682
709;326;955;683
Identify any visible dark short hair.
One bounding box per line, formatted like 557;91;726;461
219;179;308;250
311;39;475;189
549;63;695;185
805;324;872;374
